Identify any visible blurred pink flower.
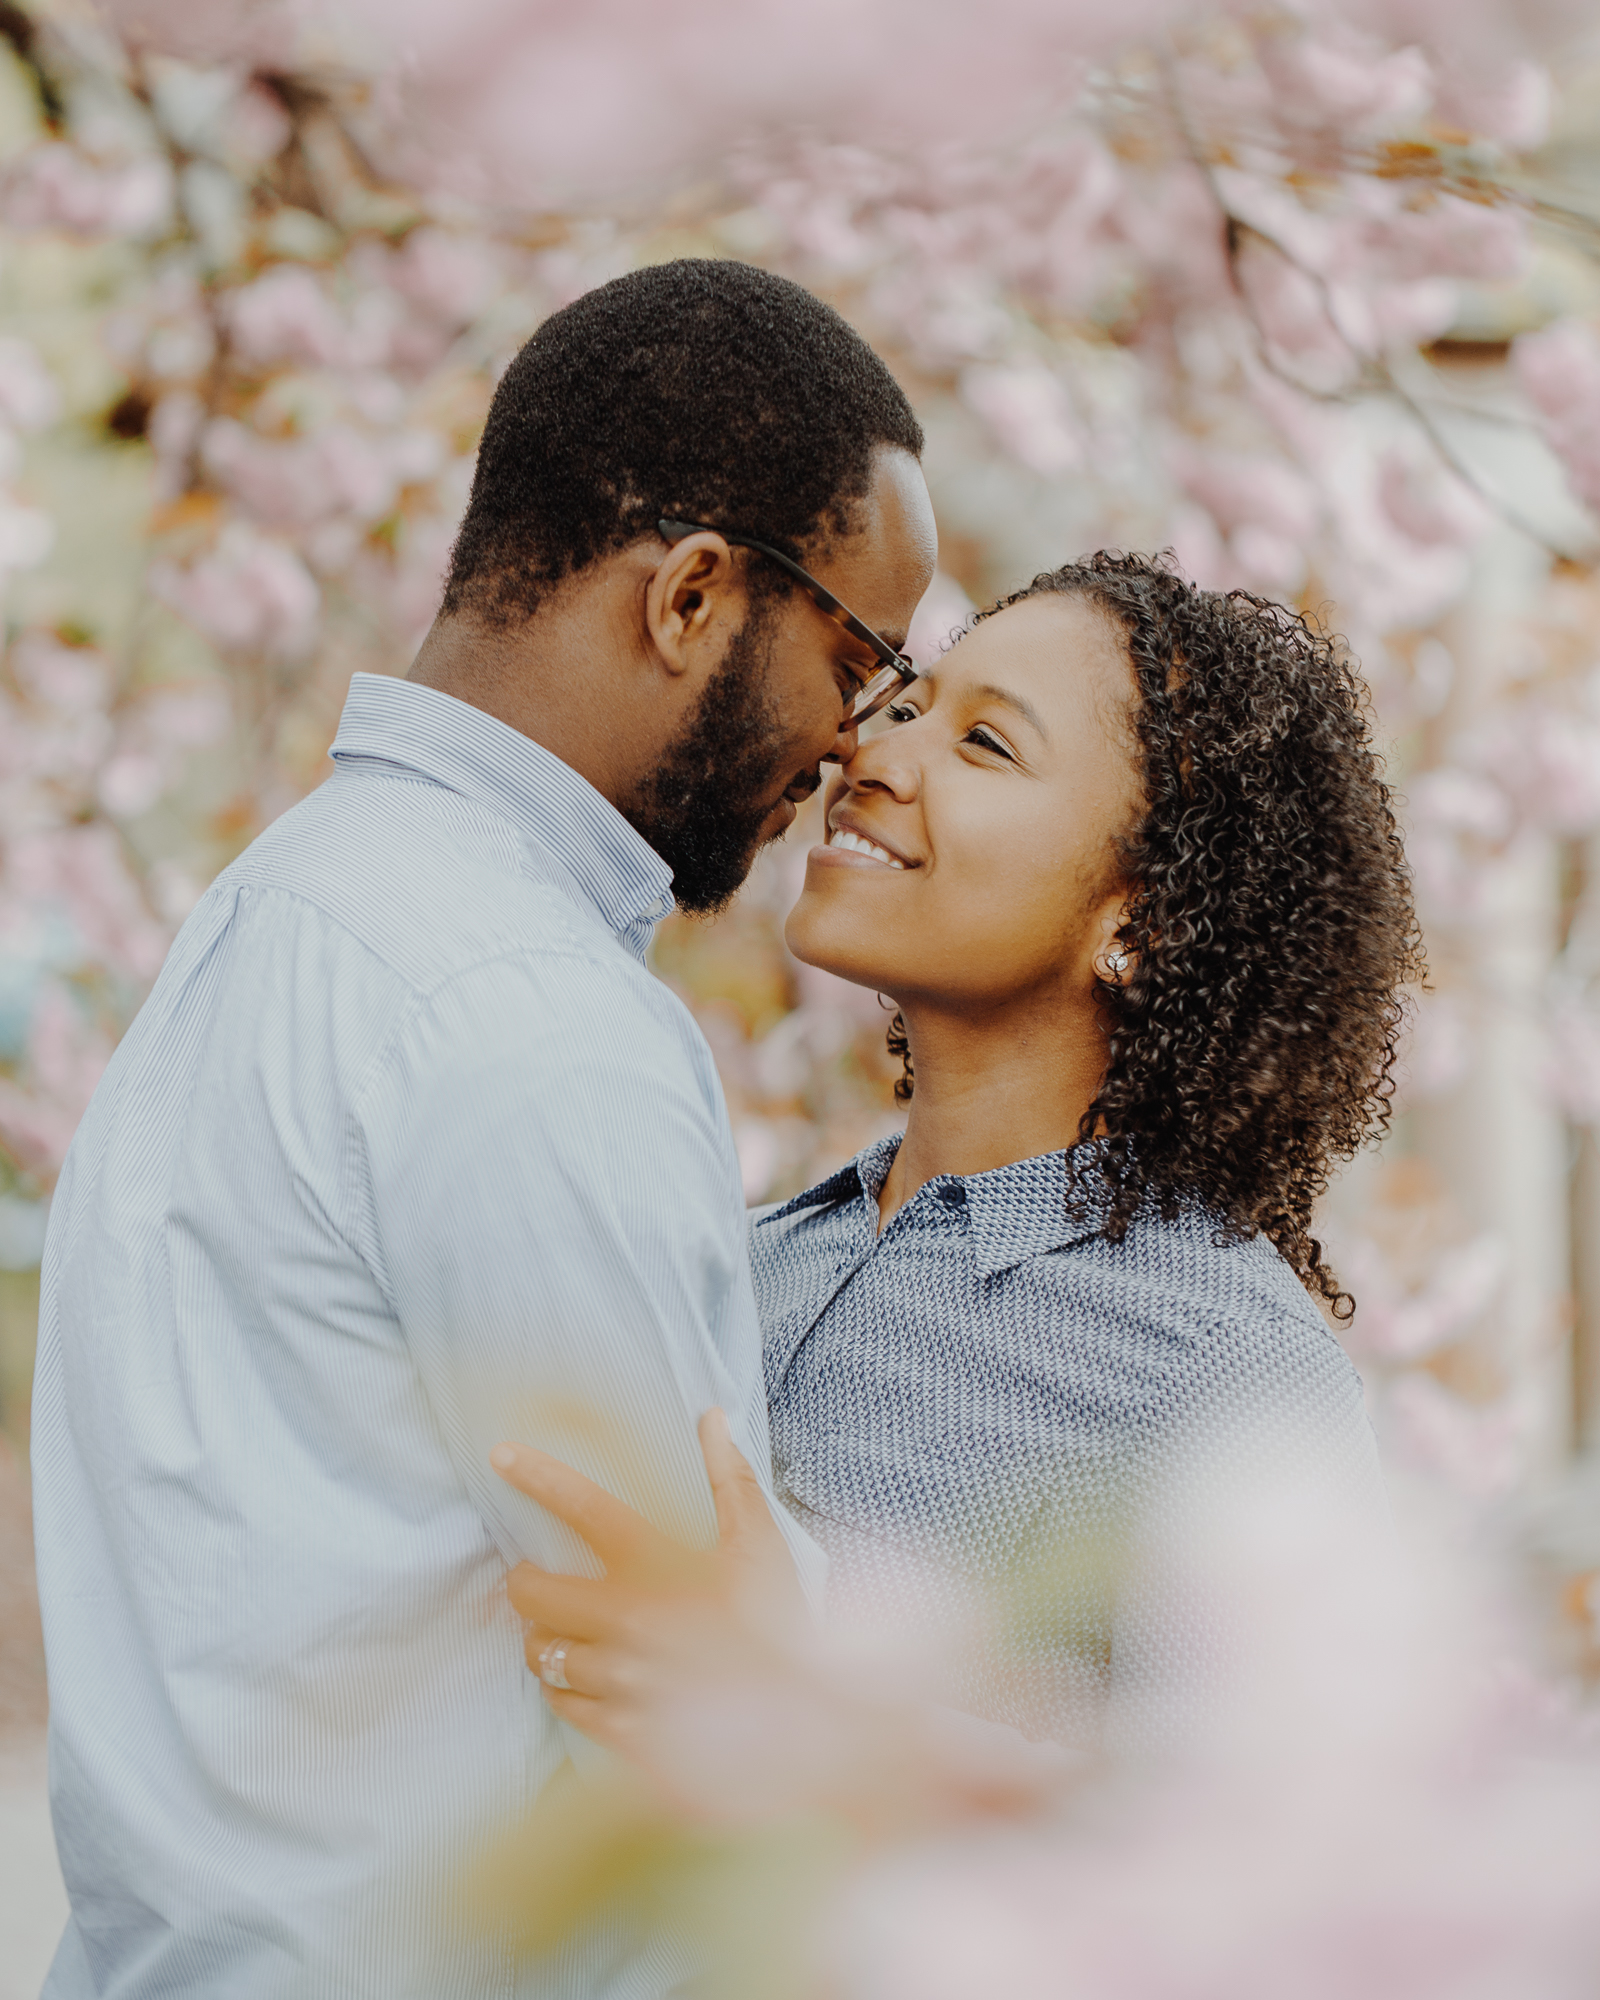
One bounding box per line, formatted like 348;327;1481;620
959;362;1082;476
8;824;169;983
1384;1372;1528;1496
3;144;173;238
201;418;441;531
1433;60;1553;150
1513;318;1600;515
224;265;353;371
0;337;60;433
1376;447;1492;550
96;753;166;821
1544;997;1600;1125
9;636;112;715
0;979;111;1173
1338;1230;1507;1363
0;497;54;576
1400;987;1474;1101
1258;28;1433;134
150;523;320;658
390;226;503;324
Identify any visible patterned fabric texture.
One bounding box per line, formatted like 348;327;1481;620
752;1135;1388;1748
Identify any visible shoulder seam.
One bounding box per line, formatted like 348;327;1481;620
230;877;629;996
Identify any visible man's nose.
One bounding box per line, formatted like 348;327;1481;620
821;718;860;764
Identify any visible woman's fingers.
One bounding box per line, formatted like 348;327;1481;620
505;1561;618;1638
697;1407;774;1551
490;1441;673;1577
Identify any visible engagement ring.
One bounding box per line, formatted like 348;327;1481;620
538;1638;573;1691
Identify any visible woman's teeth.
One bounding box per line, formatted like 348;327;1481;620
827;828;905;869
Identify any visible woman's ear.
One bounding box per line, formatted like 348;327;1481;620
1089;895;1136;986
643;531;743;680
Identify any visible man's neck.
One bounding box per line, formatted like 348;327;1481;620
407;601;645;811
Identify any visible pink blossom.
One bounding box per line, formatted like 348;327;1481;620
1376;448;1491;549
959;362;1082;476
1383;1372;1529;1496
1338;1230;1507;1363
387;511;460;641
224;265;353;371
96;752;166;820
150;523;321;658
0;979;111;1173
229;82;294;167
1434;60;1553;151
202;417;436;528
9;636;112;715
1258;29;1434;134
7;825;170;984
3;143;173;238
142;683;232;749
1496;704;1600;836
145;860;205;926
1169;444;1321;545
0;337;60;433
0;497;54;575
1513;319;1600;516
1403;767;1515;921
1400;986;1473;1100
1237;245;1361;392
1544;997;1600;1125
390;226;503;324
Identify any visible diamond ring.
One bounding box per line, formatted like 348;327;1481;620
538;1638;573;1691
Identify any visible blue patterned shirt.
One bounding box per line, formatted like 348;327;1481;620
752;1135;1385;1741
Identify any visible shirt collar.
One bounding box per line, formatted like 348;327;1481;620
329;673;675;957
761;1134;1109;1276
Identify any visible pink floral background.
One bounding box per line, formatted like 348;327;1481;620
0;0;1598;1989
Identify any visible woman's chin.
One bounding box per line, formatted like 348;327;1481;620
783;900;898;994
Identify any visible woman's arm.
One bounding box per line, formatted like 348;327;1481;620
491;1414;1080;1834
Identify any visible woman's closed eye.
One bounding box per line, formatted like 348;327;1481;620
963;724;1015;760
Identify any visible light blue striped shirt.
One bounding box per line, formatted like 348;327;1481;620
31;672;814;1998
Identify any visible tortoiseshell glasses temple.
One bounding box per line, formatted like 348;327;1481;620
658;517;919;725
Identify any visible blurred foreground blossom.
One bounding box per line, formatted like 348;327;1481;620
471;1454;1600;2000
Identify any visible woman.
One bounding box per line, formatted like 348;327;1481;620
495;550;1420;1758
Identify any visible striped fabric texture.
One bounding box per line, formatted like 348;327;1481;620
31;672;818;1999
753;1136;1389;1747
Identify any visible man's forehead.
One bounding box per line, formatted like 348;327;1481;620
833;449;935;613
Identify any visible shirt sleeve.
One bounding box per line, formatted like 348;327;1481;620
351;936;819;1587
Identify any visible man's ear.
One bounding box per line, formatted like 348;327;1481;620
643;531;745;679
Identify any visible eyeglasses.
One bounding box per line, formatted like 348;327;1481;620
658;518;919;727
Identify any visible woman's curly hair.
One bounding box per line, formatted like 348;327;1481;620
889;550;1424;1318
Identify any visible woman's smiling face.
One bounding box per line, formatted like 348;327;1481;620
784;591;1144;1013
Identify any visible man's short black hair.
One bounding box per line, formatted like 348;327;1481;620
441;258;924;626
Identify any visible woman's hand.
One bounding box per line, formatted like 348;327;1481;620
492;1411;1080;1830
491;1409;808;1774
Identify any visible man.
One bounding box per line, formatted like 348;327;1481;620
32;258;936;1998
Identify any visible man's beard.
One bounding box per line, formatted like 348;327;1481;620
622;606;817;916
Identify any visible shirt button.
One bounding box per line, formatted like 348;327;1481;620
937;1182;967;1207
